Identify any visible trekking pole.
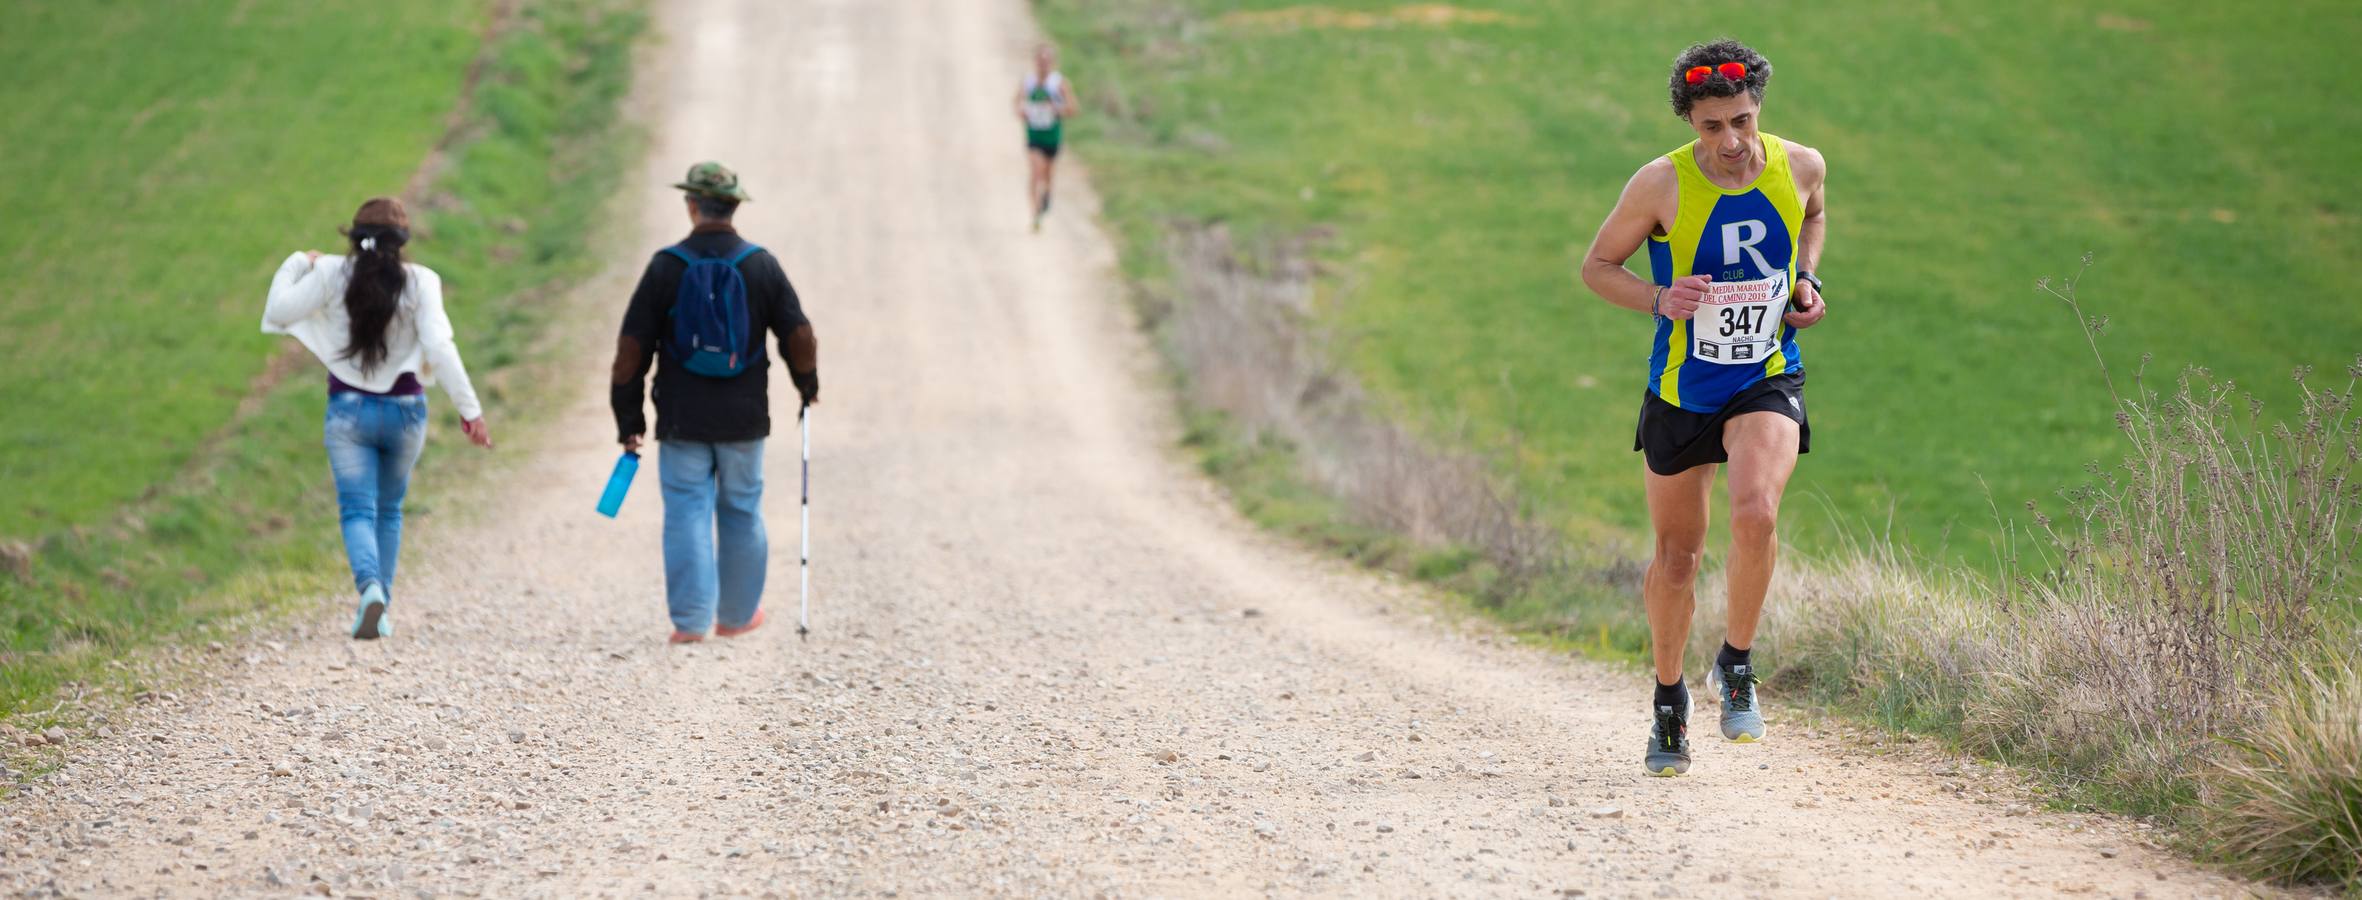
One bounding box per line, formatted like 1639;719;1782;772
798;404;812;641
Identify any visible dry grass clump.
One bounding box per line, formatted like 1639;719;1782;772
1161;225;1563;598
2207;658;2362;888
1688;539;1999;732
1965;261;2360;812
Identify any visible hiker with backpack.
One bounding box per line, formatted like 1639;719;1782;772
610;162;821;644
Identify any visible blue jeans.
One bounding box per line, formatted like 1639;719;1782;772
324;394;428;594
659;439;768;632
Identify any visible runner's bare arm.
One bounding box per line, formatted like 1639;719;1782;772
1786;143;1828;328
1792;145;1825;272
1059;82;1080;118
1581;159;1708;319
1012;82;1028;121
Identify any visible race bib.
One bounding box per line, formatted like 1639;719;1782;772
1690;272;1788;365
1024;100;1058;129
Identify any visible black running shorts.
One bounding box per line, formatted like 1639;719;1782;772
1633;371;1810;476
1028;138;1061;160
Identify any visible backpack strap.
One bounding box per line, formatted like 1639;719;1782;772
662;242;760;266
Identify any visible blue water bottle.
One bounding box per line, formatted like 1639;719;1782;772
596;451;640;518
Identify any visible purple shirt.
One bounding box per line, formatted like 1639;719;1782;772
328;372;424;397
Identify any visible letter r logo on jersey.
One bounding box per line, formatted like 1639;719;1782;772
1721;220;1775;276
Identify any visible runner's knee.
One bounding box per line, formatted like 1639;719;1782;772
1730;495;1780;540
1650;540;1704;582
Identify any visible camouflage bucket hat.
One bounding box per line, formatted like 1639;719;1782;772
673;160;751;202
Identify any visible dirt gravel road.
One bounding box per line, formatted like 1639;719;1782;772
0;1;2273;897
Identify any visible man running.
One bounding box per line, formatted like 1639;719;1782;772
1014;44;1079;232
1578;39;1828;776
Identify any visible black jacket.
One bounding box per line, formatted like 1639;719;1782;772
610;225;816;443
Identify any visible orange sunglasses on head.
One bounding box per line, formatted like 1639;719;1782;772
1684;62;1748;84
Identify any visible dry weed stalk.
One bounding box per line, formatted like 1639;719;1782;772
1161;225;1563;599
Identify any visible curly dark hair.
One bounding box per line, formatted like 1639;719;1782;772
1668;39;1771;119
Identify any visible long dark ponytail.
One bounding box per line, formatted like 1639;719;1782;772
340;197;412;374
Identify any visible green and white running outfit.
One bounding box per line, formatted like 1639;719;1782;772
1022;71;1067;158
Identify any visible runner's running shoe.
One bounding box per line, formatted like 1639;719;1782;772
1708;662;1766;742
1644;693;1693;776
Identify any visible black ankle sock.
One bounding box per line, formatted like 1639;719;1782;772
1653;678;1688;711
1717;642;1751;670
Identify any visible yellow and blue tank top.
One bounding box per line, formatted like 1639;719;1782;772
1644;133;1804;412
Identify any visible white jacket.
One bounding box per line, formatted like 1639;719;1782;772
262;252;482;420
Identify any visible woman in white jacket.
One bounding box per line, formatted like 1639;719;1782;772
263;197;491;640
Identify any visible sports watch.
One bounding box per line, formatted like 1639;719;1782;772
1793;270;1823;308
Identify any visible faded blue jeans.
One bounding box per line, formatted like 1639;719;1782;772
659;439;768;633
324;393;428;594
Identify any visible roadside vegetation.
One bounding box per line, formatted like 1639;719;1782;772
1043;0;2362;887
1043;0;2362;568
0;0;646;724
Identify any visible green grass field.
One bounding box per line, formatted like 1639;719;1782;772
1044;0;2362;568
0;0;643;717
0;2;482;537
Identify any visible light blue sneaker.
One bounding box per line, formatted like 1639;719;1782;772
1707;662;1765;742
352;582;390;641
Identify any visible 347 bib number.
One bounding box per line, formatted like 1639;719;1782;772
1691;272;1788;365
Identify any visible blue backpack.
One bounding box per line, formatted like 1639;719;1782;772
662;242;763;378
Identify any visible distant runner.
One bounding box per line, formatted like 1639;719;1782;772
1014;44;1079;232
1578;39;1829;776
